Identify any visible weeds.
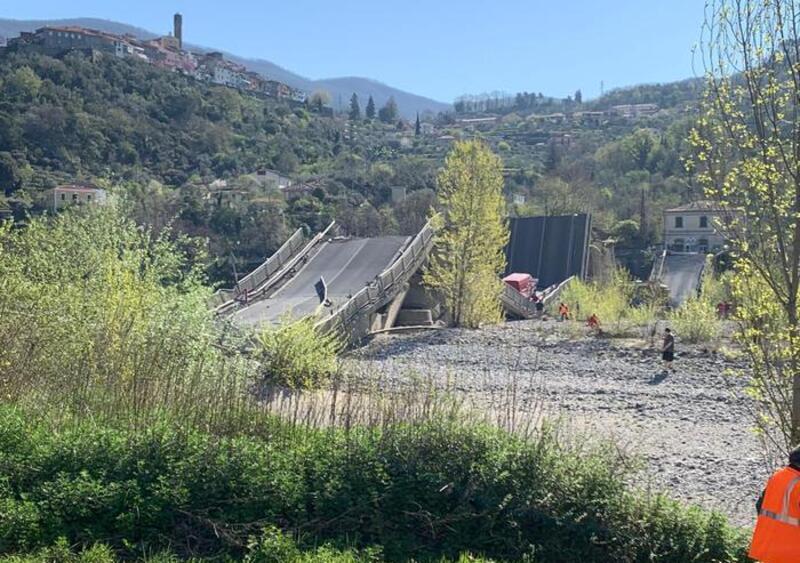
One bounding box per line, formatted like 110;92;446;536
255;316;343;389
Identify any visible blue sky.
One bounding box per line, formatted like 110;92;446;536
3;0;706;102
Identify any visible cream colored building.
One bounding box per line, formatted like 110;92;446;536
663;200;733;253
52;185;107;212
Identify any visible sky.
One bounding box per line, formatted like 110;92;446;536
2;0;707;103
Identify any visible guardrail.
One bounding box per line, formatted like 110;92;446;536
236;228;306;297
541;275;575;308
315;220;436;341
218;221;338;316
650;249;667;282
209;228;305;311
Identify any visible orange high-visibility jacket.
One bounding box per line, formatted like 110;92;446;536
749;465;800;563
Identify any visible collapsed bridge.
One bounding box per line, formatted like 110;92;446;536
211;221;435;341
211;212;593;339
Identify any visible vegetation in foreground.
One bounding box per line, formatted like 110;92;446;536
0;407;747;562
0;206;749;562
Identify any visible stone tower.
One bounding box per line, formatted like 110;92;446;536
173;13;183;49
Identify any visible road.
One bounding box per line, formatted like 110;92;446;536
234;236;409;327
660;253;707;306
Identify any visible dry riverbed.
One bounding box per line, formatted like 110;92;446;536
345;319;769;528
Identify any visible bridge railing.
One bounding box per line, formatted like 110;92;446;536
315;220;436;340
236;228;306;296
209;227;306;312
541;275;575;308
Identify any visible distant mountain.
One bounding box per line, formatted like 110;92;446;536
0;17;450;118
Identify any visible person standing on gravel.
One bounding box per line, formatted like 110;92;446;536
661;328;675;372
748;444;800;562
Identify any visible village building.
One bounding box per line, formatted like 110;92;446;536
51;184;107;212
247;169;293;191
420;122;435;136
610;103;659;119
7;26;133;58
3;15;305;104
663;200;737;253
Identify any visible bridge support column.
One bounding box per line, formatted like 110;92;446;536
370;284;409;332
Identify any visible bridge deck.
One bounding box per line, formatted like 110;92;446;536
660;253;707;307
234;236;409;327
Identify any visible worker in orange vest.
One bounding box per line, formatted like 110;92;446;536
558;302;569;321
749;445;800;562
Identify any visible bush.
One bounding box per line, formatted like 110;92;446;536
256;316;342;388
0;206;253;431
555;269;652;334
667;257;723;344
0;407;748;562
668;296;721;344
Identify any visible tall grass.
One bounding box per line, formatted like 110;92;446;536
0;405;748;562
555;269;654;335
0;205;255;432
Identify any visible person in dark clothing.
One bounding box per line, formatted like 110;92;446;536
662;328;675;372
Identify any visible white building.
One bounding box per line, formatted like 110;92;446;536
663;200;735;253
248;169;293;191
52;184;107;212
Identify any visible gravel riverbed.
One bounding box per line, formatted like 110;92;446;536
345;319;770;528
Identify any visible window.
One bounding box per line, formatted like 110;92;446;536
72;194;78;201
672;239;685;252
60;193;65;201
700;216;708;228
698;238;709;252
87;194;92;201
674;216;683;228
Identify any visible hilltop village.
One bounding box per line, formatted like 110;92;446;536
1;13;307;103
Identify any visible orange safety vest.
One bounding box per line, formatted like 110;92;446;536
749;466;800;563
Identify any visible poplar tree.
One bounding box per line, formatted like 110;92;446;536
424;140;509;328
415;112;421;136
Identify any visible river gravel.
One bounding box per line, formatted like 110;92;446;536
345;319;772;528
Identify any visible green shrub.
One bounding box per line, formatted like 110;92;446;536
555;269;650;334
0;205;253;431
255;316;342;388
0;406;748;562
668;256;723;344
668;296;721;343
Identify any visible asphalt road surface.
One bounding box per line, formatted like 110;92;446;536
661;253;707;306
234;236;409;327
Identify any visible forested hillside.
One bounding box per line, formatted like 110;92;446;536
0;47;705;282
0;50;440;281
0;51;340;188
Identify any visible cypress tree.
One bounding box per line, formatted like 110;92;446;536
365;95;376;120
348;93;360;121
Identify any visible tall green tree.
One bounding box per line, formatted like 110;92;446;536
348;92;361;121
692;0;800;449
415;113;421;136
424;140;509;328
365;95;376;120
378;96;398;123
